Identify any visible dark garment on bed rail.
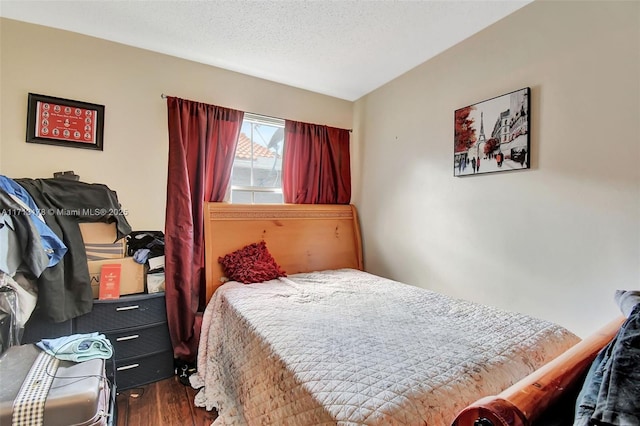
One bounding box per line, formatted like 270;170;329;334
574;304;640;426
14;178;132;323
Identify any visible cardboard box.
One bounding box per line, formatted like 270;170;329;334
88;257;144;299
79;222;126;260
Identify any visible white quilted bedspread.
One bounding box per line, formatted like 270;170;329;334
191;269;579;426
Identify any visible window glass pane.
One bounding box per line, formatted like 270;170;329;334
254;192;283;204
231;190;252;204
230;114;284;204
230;161;251;187
234;120;283;189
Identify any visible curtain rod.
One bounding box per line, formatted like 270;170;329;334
160;93;352;132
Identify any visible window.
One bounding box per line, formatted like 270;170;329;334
230;113;284;203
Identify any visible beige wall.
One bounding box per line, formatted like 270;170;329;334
0;18;353;230
2;2;639;337
352;1;640;336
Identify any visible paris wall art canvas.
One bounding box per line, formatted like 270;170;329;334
454;87;530;176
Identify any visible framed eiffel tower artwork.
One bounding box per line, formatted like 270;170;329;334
454;87;530;176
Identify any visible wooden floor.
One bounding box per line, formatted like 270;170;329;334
116;376;217;426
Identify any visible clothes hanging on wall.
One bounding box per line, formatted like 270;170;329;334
0;189;50;351
14;178;132;323
0;190;50;279
0;176;67;267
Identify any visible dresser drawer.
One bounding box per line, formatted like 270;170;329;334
107;323;171;360
22;310;73;344
113;350;174;390
75;293;167;333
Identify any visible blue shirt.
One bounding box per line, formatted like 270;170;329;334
0;175;67;267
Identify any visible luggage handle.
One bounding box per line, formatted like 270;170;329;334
116;305;139;311
116;334;139;342
117;363;140;371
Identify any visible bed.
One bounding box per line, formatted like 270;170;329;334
191;203;617;425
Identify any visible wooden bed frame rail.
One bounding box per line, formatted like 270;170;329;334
452;316;624;426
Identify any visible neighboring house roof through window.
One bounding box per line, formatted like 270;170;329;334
235;133;276;160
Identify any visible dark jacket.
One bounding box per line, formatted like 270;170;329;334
15;178;132;322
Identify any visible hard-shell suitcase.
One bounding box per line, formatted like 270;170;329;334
0;344;113;426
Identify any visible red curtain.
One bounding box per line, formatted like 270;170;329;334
165;96;243;361
282;120;351;204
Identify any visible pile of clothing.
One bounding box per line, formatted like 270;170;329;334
128;230;165;293
128;230;164;264
574;290;640;426
0;175;131;351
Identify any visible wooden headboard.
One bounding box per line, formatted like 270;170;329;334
203;203;364;303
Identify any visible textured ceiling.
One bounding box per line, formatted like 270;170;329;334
0;0;532;101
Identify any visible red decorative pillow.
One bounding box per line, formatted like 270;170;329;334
218;241;286;284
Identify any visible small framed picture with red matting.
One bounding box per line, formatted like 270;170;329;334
26;93;104;151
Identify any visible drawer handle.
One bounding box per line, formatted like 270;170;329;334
116;334;139;342
117;363;140;371
116;305;139;311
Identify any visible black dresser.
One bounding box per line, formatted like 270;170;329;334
23;292;174;390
